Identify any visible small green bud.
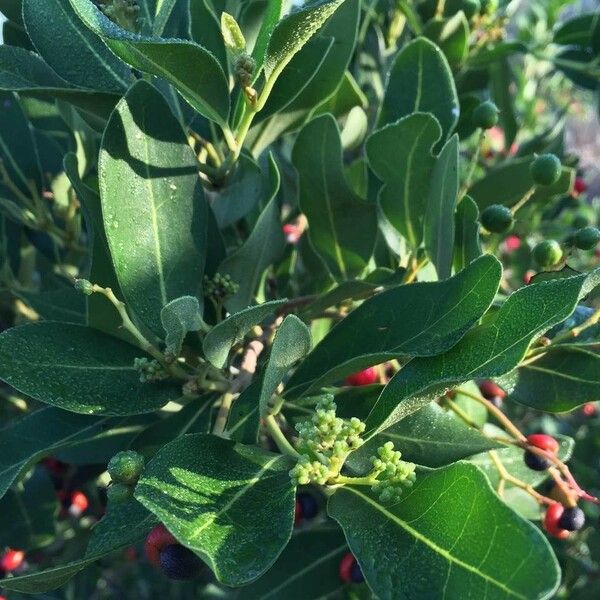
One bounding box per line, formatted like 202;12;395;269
74;279;94;296
472;100;499;130
532;240;563;268
107;482;133;503
480;204;513;234
573;226;600;251
107;450;145;485
234;52;256;87
530;154;562;186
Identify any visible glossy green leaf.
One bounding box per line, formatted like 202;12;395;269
258;315;312;416
190;0;228;73
135;434;296;586
0;498;155;593
348;402;500;471
0;46;119;120
329;463;560;600
218;156;286;312
469;158;574;211
0;322;180;416
378;37;459;142
161;296;204;355
506;346;600;412
366;268;600;436
99;80;207;337
203;300;286;369
68;0;230;124
264;0;346;84
23;0;131;93
292;114;377;281
366;113;442;247
453;195;482;272
238;528;347;600
424;134;459;280
285;255;501;398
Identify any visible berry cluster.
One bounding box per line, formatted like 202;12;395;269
98;0;140;32
134;357;168;383
290;396;365;485
369;442;417;503
523;433;558;471
544;502;586;539
107;450;145;503
203;273;239;302
145;525;205;580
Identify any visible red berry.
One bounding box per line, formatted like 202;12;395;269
145;524;178;567
1;549;25;572
69;490;89;515
544;503;570;539
574;178;587;195
339;552;356;583
582;402;597;417
282;224;302;244
294;499;302;525
527;434;559;455
478;380;506;400
504;235;521;252
345;367;378;387
523;270;535;284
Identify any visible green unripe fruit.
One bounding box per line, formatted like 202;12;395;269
472;101;499;130
107;482;133;503
532;240;563;268
480;204;514;233
572;215;590;229
74;279;93;296
574;226;600;251
107;450;145;485
530;154;562;186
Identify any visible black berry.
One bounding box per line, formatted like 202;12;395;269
524;450;551;471
558;506;585;531
159;544;204;580
350;560;365;583
297;492;319;520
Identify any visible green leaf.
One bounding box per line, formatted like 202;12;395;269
506;346;600;412
23;0;131;93
285;255;501;398
238;528;347;600
490;58;519;148
218;156;286;312
366;268;600;436
0;407;112;498
203;300;286;369
161;296;204;355
0;498;155;593
554;12;600;50
0;46;119;120
378;37;459;142
366;113;442;247
0;322;180;416
258;315;312;416
221;12;246;52
190;0;228;74
423;12;469;67
469;156;574;210
292;113;377;281
68;0;230;124
329;463;560;600
99;80;207;337
0;468;57;550
227;375;263;444
348;402;500;471
250;0;284;75
264;0;346;85
424;134;459;280
453;195;482;272
153;0;179;36
135;433;296;586
16;288;85;324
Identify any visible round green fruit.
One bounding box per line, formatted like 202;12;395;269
530;154;562;186
472;101;499;130
480;204;513;233
107;482;133;503
107;450;145;485
532;240;563;268
574;226;600;251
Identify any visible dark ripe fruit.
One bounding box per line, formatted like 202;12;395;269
527;433;559;454
481;204;513;233
532;240;562;268
145;524;178;567
345;367;379;387
479;380;506;400
159;544;204;580
472;100;499;130
530;154;562;186
558;506;585;531
524;450;551;471
296;492;319;521
574;226;600;251
339;552;363;583
107;450;145;485
544;503;569;539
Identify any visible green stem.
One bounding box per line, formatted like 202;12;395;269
510;186;537;215
265;415;302;459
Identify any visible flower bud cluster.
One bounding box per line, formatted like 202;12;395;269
99;0;140;32
234;53;256;88
134;357;168;383
369;442;416;503
290;396;365;486
204;273;239;302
